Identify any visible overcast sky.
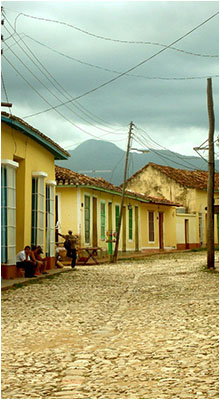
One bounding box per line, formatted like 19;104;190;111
1;0;219;157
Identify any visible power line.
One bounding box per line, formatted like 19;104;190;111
14;11;219;58
20;11;219;119
24;34;219;81
3;53;122;143
3;12;128;130
134;126;204;170
3;21;127;137
133;131;207;171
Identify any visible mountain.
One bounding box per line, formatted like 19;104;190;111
56;139;219;186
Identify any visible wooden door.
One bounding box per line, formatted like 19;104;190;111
159;212;164;249
92;197;97;247
185;219;189;249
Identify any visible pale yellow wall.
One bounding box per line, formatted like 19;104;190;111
127;164;219;248
139;204;176;250
56;185;177;252
195;190;219;245
127;165;203;213
126;165;192;208
2;122;56;252
55;187;78;240
176;214;198;244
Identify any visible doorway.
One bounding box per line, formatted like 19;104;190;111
185;219;189;249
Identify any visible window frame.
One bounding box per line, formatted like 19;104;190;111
1;160;18;265
31;171;47;249
46;181;56;257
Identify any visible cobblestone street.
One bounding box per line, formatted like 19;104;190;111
1;252;219;399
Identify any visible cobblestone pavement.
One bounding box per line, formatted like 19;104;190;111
1;252;219;399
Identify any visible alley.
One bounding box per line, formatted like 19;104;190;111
1;252;219;399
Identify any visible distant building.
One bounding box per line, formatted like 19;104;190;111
125;162;219;249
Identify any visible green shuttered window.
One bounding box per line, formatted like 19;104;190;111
101;202;105;240
85;195;90;243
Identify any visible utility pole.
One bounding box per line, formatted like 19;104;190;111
207;78;215;269
112;121;134;263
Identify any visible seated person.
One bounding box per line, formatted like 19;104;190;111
30;246;42;275
16;246;38;278
32;246;48;274
55;246;64;269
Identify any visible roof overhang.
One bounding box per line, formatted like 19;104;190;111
56;184;179;206
2;115;69;160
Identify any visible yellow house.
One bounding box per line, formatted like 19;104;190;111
1;112;69;278
55;166;179;255
125;162;219;249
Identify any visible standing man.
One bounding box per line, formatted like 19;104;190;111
58;230;78;269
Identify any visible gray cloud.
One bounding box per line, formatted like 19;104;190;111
1;1;219;157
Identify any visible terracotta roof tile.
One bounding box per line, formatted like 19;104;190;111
126;162;219;191
55;166;182;206
1;112;70;158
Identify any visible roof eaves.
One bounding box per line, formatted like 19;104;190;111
2;114;69;160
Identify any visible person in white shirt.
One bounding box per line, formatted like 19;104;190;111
16;246;38;278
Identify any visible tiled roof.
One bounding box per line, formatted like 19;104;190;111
126;162;219;191
55;166;182;206
1;112;70;159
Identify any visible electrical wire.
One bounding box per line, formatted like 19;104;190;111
133;130;207;170
19;11;219;119
109;152;126;184
3;22;127;136
23;34;219;81
134;126;204;170
3;12;128;130
135;132;218;173
3;53;122;143
14;11;219;58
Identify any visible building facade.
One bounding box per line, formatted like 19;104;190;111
55;166;179;255
125;162;219;249
1;112;69;278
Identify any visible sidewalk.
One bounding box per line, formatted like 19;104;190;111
1;266;72;291
2;249;218;291
1;250;167;291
